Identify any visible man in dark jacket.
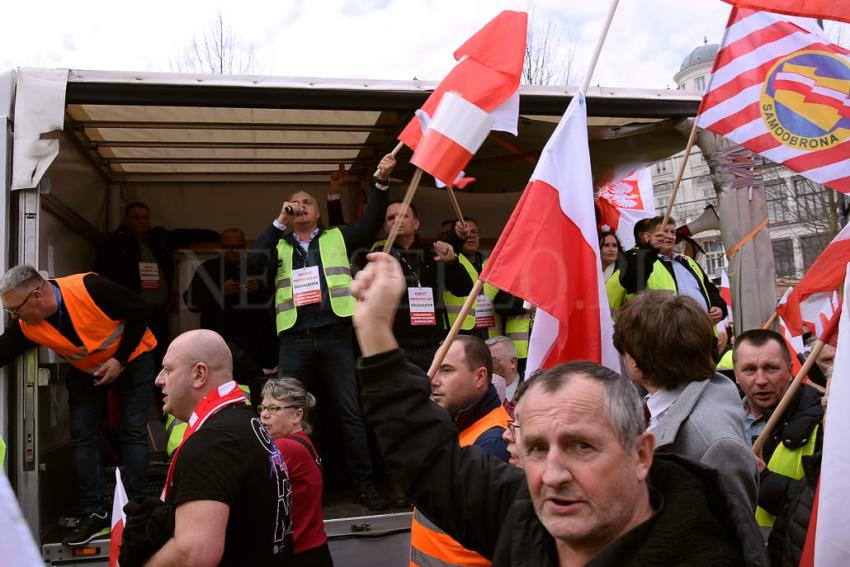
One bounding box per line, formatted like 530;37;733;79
351;252;768;566
733;329;824;530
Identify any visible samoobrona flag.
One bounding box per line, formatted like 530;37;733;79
697;8;850;193
480;93;619;372
398;10;526;151
596;167;655;250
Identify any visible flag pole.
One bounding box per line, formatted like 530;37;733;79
661;119;700;228
446;186;466;226
761;312;778;329
383;168;424;252
428;279;485;378
751;308;840;457
426;0;622;378
373;141;406;177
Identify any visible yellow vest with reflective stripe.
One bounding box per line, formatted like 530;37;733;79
443;254;477;331
505;313;530;359
275;228;354;333
756;424;820;528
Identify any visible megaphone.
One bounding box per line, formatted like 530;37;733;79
677;204;720;238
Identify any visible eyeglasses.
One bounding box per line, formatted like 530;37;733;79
507;420;520;438
258;404;299;415
5;283;44;316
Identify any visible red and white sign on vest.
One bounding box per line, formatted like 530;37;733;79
411;91;494;188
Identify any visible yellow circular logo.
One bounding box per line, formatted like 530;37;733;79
759;50;850;150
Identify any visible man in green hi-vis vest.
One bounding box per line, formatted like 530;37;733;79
255;153;395;511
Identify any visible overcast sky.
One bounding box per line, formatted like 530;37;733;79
1;1;847;89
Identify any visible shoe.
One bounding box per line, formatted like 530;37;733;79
62;511;110;546
357;483;388;511
387;481;410;508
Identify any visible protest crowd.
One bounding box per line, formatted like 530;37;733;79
1;2;849;567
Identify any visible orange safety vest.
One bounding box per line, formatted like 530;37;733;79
409;404;510;567
18;273;157;374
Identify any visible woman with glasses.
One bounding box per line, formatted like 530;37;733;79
260;378;333;567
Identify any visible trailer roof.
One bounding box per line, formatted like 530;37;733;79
60;69;702;189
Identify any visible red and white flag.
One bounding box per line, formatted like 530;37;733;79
720;269;733;314
411;92;494;187
720;0;850;24
813;262;850;566
108;468;128;567
696;8;850;194
398;10;526;151
481;93;619;373
776;223;850;335
595;167;655;250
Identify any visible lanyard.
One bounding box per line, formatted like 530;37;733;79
161;381;246;500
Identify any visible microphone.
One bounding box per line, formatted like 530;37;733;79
284;205;307;216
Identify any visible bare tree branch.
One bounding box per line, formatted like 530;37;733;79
523;15;577;86
172;9;256;75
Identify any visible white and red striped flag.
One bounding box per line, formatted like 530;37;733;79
108;468;128;567
411;92;494;188
480;93;619;373
398;10;526;151
696;8;850;194
811;262;850;566
720;269;733;315
776;223;850;336
720;0;850;24
595;167;655;250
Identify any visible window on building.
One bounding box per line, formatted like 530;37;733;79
694;76;706;91
794;178;830;221
800;233;830;270
655;160;670;175
766;183;791;224
772;239;796;278
702;239;726;278
656;196;670;215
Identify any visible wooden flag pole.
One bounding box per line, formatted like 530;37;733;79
383;168;424;253
446;186;466;226
661;119;700;228
373;141;406;177
427;279;485;378
580;0;621;95
751;338;829;458
762;312;778;330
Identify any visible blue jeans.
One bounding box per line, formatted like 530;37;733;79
278;325;374;487
66;352;154;513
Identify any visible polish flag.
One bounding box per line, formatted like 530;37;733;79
481;93;619;373
411;92;494;187
813;262;850;566
720;0;850;24
776;223;850;336
398;10;526;151
596;168;655;250
108;468;128;567
720;270;733;311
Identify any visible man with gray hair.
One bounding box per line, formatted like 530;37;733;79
486;335;522;414
0;265;157;545
351;252;768;566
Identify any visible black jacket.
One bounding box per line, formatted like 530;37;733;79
767;450;821;567
357;349;769;566
96;225;174;295
758;384;824;516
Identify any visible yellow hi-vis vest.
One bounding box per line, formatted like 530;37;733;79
409;405;510;566
275;228;354;333
443;254;477;331
756;424;820;528
505;312;531;359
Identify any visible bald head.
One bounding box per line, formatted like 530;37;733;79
156;330;235;420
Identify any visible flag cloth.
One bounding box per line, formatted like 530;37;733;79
720;0;850;24
776;223;850;335
109;468;128;567
720;269;733;315
696;8;850;194
398;10;526;151
814;262;850;566
480;93;619;372
410;92;494;187
595;167;655;250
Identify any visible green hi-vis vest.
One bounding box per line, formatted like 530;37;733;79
506;312;531;359
444;254;478;331
756;424;820;528
165;384;252;457
275;228;354;334
606;255;712;319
